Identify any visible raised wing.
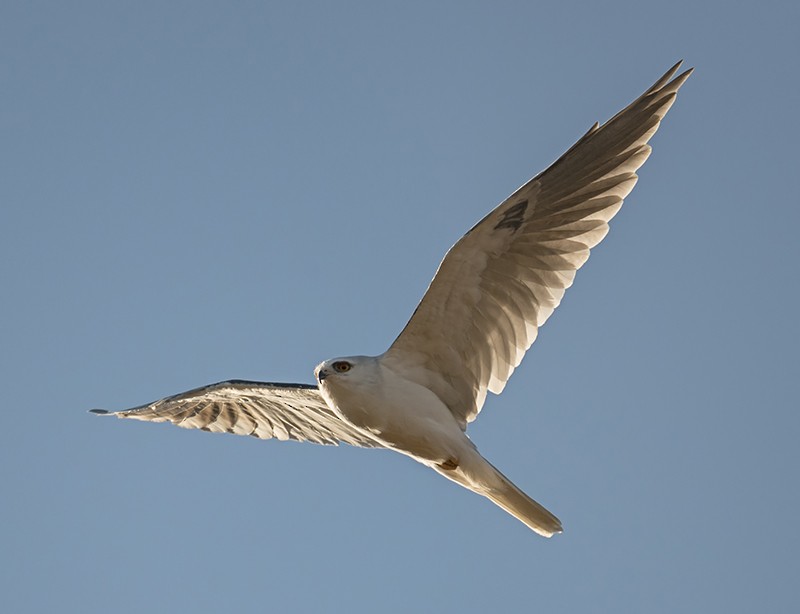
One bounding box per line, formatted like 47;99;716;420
91;380;380;448
383;62;692;428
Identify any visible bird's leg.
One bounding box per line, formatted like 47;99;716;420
437;457;459;471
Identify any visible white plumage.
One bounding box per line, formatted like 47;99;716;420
92;62;692;537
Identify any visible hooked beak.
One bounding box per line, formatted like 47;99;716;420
317;369;329;382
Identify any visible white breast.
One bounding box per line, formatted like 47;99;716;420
319;359;471;465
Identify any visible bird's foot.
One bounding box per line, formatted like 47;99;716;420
437;457;459;471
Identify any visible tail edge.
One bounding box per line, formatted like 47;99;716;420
435;455;563;538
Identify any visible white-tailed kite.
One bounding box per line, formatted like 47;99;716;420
92;62;692;537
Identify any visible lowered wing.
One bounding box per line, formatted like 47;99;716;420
91;379;380;448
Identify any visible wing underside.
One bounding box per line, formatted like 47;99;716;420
91;379;380;448
384;62;693;426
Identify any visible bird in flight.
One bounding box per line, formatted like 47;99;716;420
92;62;692;537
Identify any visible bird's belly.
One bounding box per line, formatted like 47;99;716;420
322;375;468;464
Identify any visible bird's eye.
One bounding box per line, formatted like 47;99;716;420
333;361;351;373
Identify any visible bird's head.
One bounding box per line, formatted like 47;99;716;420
315;356;376;389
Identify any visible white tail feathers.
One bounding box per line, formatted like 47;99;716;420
435;453;562;538
482;464;563;537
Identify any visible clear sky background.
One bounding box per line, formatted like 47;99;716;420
2;1;798;612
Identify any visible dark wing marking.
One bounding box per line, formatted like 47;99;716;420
383;62;692;427
90;379;380;448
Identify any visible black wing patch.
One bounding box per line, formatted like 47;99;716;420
494;200;528;232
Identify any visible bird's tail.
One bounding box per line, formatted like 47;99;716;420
436;454;563;538
482;463;563;537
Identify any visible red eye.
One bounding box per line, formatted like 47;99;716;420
333;361;351;373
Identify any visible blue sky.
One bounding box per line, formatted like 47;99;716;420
2;1;798;612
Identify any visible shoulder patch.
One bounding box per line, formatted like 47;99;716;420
494;200;528;232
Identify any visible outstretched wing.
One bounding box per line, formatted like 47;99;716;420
383;62;692;428
91;380;380;448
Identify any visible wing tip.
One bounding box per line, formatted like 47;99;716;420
88;408;112;415
656;60;694;96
